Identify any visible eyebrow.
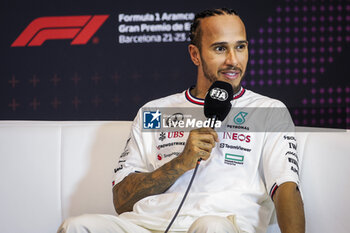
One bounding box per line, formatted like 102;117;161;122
210;40;249;47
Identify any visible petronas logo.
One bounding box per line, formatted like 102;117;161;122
234;112;248;125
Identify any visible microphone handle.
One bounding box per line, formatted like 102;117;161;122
211;115;218;130
198;115;218;163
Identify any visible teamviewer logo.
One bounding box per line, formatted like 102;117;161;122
143;110;161;129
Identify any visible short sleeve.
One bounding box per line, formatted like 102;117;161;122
112;110;151;187
261;103;301;199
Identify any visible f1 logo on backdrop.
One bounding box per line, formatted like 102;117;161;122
11;15;109;47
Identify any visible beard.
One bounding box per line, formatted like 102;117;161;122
201;56;218;83
200;56;246;93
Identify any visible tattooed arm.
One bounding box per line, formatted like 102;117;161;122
113;127;218;214
113;155;187;214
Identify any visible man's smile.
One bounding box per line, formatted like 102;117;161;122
219;69;241;80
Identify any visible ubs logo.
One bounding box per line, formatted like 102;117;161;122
158;131;184;141
168;131;184;138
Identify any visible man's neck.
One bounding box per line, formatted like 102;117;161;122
190;86;207;99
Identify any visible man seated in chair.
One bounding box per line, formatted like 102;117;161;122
58;8;305;233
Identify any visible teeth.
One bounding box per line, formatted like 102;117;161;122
222;71;240;80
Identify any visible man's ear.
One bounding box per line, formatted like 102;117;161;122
188;44;201;66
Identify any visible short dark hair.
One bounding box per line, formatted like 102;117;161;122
189;8;239;50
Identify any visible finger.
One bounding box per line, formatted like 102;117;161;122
186;135;215;151
196;149;210;161
192;133;216;148
194;127;218;142
194;140;215;153
198;135;216;148
211;131;218;142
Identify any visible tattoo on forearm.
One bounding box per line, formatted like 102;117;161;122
113;159;186;213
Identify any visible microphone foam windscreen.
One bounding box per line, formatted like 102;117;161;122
204;81;233;121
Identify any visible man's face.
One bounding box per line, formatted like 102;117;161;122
197;15;248;92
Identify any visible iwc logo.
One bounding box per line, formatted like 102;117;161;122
165;113;184;127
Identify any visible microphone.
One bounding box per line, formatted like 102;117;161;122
164;81;234;233
204;81;233;129
197;81;233;163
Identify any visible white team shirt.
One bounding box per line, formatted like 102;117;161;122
112;87;300;233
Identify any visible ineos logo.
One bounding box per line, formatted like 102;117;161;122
209;88;228;101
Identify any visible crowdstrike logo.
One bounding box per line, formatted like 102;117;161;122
11;15;109;47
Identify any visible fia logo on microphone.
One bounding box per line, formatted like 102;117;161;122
234;112;248;125
143;110;161;129
209;88;228;101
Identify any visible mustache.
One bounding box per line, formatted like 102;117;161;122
218;66;242;73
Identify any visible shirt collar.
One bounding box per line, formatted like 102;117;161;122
185;86;246;105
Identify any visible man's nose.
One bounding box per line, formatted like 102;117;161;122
225;50;238;67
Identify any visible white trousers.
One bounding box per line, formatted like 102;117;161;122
57;214;241;233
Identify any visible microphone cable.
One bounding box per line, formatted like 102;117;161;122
164;159;201;233
164;117;217;233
